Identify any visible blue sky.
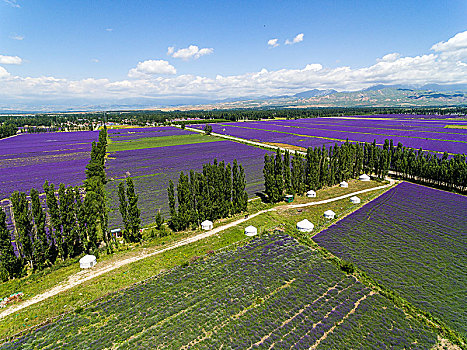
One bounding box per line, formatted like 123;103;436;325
1;0;467;108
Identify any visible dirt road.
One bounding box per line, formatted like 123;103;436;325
0;180;395;319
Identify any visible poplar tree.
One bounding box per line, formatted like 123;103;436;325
168;180;177;230
10;191;34;269
126;177;141;242
30;188;48;269
118;181;129;240
274;149;284;201
0;208;23;281
283;150;292;193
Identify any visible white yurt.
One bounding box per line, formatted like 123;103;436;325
201;220;213;231
79;255;97;269
324;210;336;219
244;225;258;237
340;181;348;188
296;219;314;232
350;196;361;204
359;174;371;181
306;190;316;198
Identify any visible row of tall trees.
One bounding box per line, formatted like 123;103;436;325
0;127;110;281
168;159;248;231
0;123;17;139
264;139;466;202
2;107;464;129
117;178;142;243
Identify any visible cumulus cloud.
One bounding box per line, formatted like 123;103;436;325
285;33;304;45
0;54;22;65
268;38;279;48
10;34;24;40
3;0;20;8
91;58;99;63
128;59;176;78
168;45;214;60
0;66;10;78
1;31;467;104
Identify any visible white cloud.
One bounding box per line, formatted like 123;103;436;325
0;54;22;65
285;33;304;45
268;38;279;48
91;58;99;63
105;28;113;32
128;59;176;78
431;31;467;52
1;31;467;104
0;66;10;78
3;0;20;8
168;45;214;60
10;34;24;40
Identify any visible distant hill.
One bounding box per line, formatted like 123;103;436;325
1;84;466;113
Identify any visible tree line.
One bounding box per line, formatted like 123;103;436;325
0;124;17;139
0;127;110;281
264;139;467;202
2;106;465;129
168;159;248;231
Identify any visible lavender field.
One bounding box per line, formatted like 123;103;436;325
191;116;467;154
1;234;437;349
105;127;271;227
313;182;467;337
0;131;98;200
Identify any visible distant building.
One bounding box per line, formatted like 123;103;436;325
340;181;348;188
79;255;97;269
306;190;316;198
324;210;336;219
245;225;258;237
359;174;371;181
350;196;361;204
111;228;122;238
296;219;314;232
201;220;213;230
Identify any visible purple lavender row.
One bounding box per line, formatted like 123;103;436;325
108;126;194;141
270;121;467;141
313;182;467;336
105;140;272;227
221;122;467;154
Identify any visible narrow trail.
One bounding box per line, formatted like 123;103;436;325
0;179;395;320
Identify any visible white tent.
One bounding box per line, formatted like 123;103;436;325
245;225;258;237
296;219;314;232
350;196;361;204
201;220;213;230
79;255;97;269
324;210;336;219
306;190;316;198
340;181;348;188
359;174;371;181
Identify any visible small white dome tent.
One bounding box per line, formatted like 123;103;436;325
324;210;336;219
350;196;361;204
296;219;314;232
201;220;213;230
306;190;316;198
359;174;370;181
245;225;258;237
80;255;97;269
340;181;348;188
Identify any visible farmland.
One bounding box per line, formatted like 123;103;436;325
0;234;438;349
0;131;98;200
189;116;467;154
313;182;467;337
105;127;272;227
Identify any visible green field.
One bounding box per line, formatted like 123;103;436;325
108;134;222;152
0;181;387;340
